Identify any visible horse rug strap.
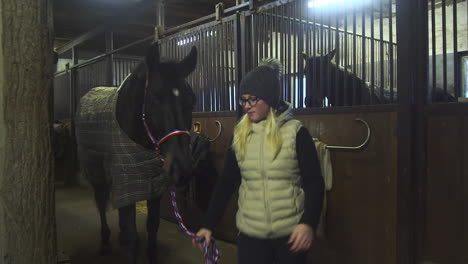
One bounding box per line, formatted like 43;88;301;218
75;84;167;209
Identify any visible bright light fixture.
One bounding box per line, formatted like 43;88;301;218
307;0;372;8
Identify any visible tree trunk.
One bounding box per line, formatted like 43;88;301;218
0;0;56;263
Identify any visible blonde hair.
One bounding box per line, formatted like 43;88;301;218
232;108;283;161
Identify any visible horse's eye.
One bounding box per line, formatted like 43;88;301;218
172;88;180;97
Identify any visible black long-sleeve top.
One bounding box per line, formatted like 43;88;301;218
202;126;325;232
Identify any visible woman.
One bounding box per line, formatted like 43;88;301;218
193;59;324;264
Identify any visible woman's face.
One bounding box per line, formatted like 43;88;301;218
239;94;270;123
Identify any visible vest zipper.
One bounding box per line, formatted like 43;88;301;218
260;135;272;235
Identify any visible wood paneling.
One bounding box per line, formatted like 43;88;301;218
297;112;398;264
423;115;467;264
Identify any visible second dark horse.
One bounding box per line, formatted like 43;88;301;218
75;43;197;264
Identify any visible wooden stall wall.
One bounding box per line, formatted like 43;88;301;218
424;115;468;264
297;112;398;264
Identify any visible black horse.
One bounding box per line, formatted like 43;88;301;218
302;50;455;107
75;42;197;264
302;49;380;107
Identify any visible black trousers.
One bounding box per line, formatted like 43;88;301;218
237;233;307;264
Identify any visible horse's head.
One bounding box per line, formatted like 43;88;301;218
143;43;197;188
302;49;336;107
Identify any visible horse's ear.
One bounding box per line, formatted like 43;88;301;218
146;42;160;70
326;49;337;60
177;46;198;78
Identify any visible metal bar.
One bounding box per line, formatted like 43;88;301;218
259;13;264;61
281;4;286;99
362;4;366;105
229;20;234;110
380;0;385;103
344;7;348;106
298;0;304;108
335;5;341;107
352;5;357;105
389;0;394;101
442;0;448;100
275;5;279;60
370;2;375;104
223;23;229;110
453;0;459;98
287;3;292;103
327;10;332;107
252;14;258;68
319;8;324;106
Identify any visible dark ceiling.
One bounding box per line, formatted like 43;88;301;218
53;0;238;52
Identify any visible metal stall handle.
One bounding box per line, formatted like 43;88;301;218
325;118;371;150
208;120;222;142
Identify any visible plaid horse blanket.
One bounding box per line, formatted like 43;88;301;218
75;82;167;209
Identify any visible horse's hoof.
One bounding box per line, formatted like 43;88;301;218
99;244;112;255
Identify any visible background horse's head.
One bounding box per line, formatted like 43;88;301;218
141;43;197;188
302;50;337;107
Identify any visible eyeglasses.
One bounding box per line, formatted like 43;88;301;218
239;96;259;107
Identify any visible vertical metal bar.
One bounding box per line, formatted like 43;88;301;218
335;5;341;107
442;0;448;101
275;6;279;60
287;3;292;103
453;0;459;99
237;13;245;113
270;6;274;59
370;2;375;104
362;3;366;104
223;23;228;110
380;0;385;103
352;5;357;105
327;9;332;107
259;13;264;60
105;31;114;87
281;4;286;99
319;8;324;106
252;14;257;68
344;7;349;106
431;0;437;103
292;0;298;107
389;0;394;101
207;29;213;111
298;0;304;108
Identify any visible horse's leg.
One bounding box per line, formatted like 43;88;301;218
118;204;139;264
146;197;161;264
92;182;112;255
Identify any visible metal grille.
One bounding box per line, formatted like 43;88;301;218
160;16;238;112
250;0;397;107
113;56;143;87
428;0;468;102
75;59;109;106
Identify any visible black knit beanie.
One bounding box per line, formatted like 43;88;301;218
239;58;283;109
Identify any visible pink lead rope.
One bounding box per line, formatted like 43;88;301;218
170;188;220;264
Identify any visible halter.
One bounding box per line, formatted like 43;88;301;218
141;76;190;154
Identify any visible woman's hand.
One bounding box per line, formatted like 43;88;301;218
288;224;315;253
192;228;213;252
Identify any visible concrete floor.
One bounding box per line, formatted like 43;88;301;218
55;183;238;264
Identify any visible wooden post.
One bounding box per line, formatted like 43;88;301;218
0;0;57;263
